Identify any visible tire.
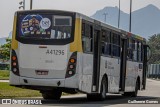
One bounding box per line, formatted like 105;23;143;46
87;77;107;101
132;80;139;97
122;92;132;97
42;89;62;100
87;94;97;101
98;77;107;100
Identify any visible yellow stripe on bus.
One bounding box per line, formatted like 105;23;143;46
135;35;143;41
11;15;18;50
70;18;82;52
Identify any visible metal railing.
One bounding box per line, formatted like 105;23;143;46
148;64;160;79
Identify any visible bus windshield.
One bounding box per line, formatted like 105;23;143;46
18;13;72;40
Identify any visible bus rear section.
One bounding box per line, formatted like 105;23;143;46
10;10;151;101
10;10;79;99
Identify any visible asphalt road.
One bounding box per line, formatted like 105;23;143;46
0;79;160;107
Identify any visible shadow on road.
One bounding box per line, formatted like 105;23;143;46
40;95;160;106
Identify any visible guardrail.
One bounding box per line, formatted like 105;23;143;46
148;64;160;79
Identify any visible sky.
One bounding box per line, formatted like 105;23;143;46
0;0;160;38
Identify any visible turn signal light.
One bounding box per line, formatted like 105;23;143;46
70;58;75;63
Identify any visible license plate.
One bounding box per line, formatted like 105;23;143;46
35;70;49;75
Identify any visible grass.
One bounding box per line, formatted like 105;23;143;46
0;82;42;98
0;70;73;98
0;70;9;80
0;82;72;98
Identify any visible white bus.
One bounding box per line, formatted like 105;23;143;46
10;10;151;100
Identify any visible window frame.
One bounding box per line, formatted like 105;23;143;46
137;41;143;62
16;10;76;45
101;28;111;57
127;37;143;62
82;20;94;54
111;31;121;58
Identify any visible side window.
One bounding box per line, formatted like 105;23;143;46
82;22;93;53
141;43;144;61
128;39;143;62
128;39;133;60
101;30;111;56
133;40;138;61
138;42;142;62
111;33;120;57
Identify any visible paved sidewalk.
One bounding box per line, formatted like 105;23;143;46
0;80;9;82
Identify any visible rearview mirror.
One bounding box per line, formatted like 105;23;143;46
147;45;152;61
144;45;152;62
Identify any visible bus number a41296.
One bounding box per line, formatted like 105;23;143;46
46;49;65;55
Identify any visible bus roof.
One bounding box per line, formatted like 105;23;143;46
16;9;146;42
76;12;146;42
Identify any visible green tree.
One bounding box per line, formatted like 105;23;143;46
147;34;160;64
0;38;11;61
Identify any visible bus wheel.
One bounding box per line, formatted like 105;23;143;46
132;80;139;97
87;94;96;100
42;89;62;100
98;77;107;100
87;77;107;101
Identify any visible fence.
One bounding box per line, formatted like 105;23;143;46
148;64;160;79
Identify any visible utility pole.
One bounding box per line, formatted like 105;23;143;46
23;0;25;10
118;0;120;28
129;0;132;32
30;0;33;10
103;12;108;23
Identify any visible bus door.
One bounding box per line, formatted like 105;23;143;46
92;26;101;92
119;38;127;92
142;45;151;89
